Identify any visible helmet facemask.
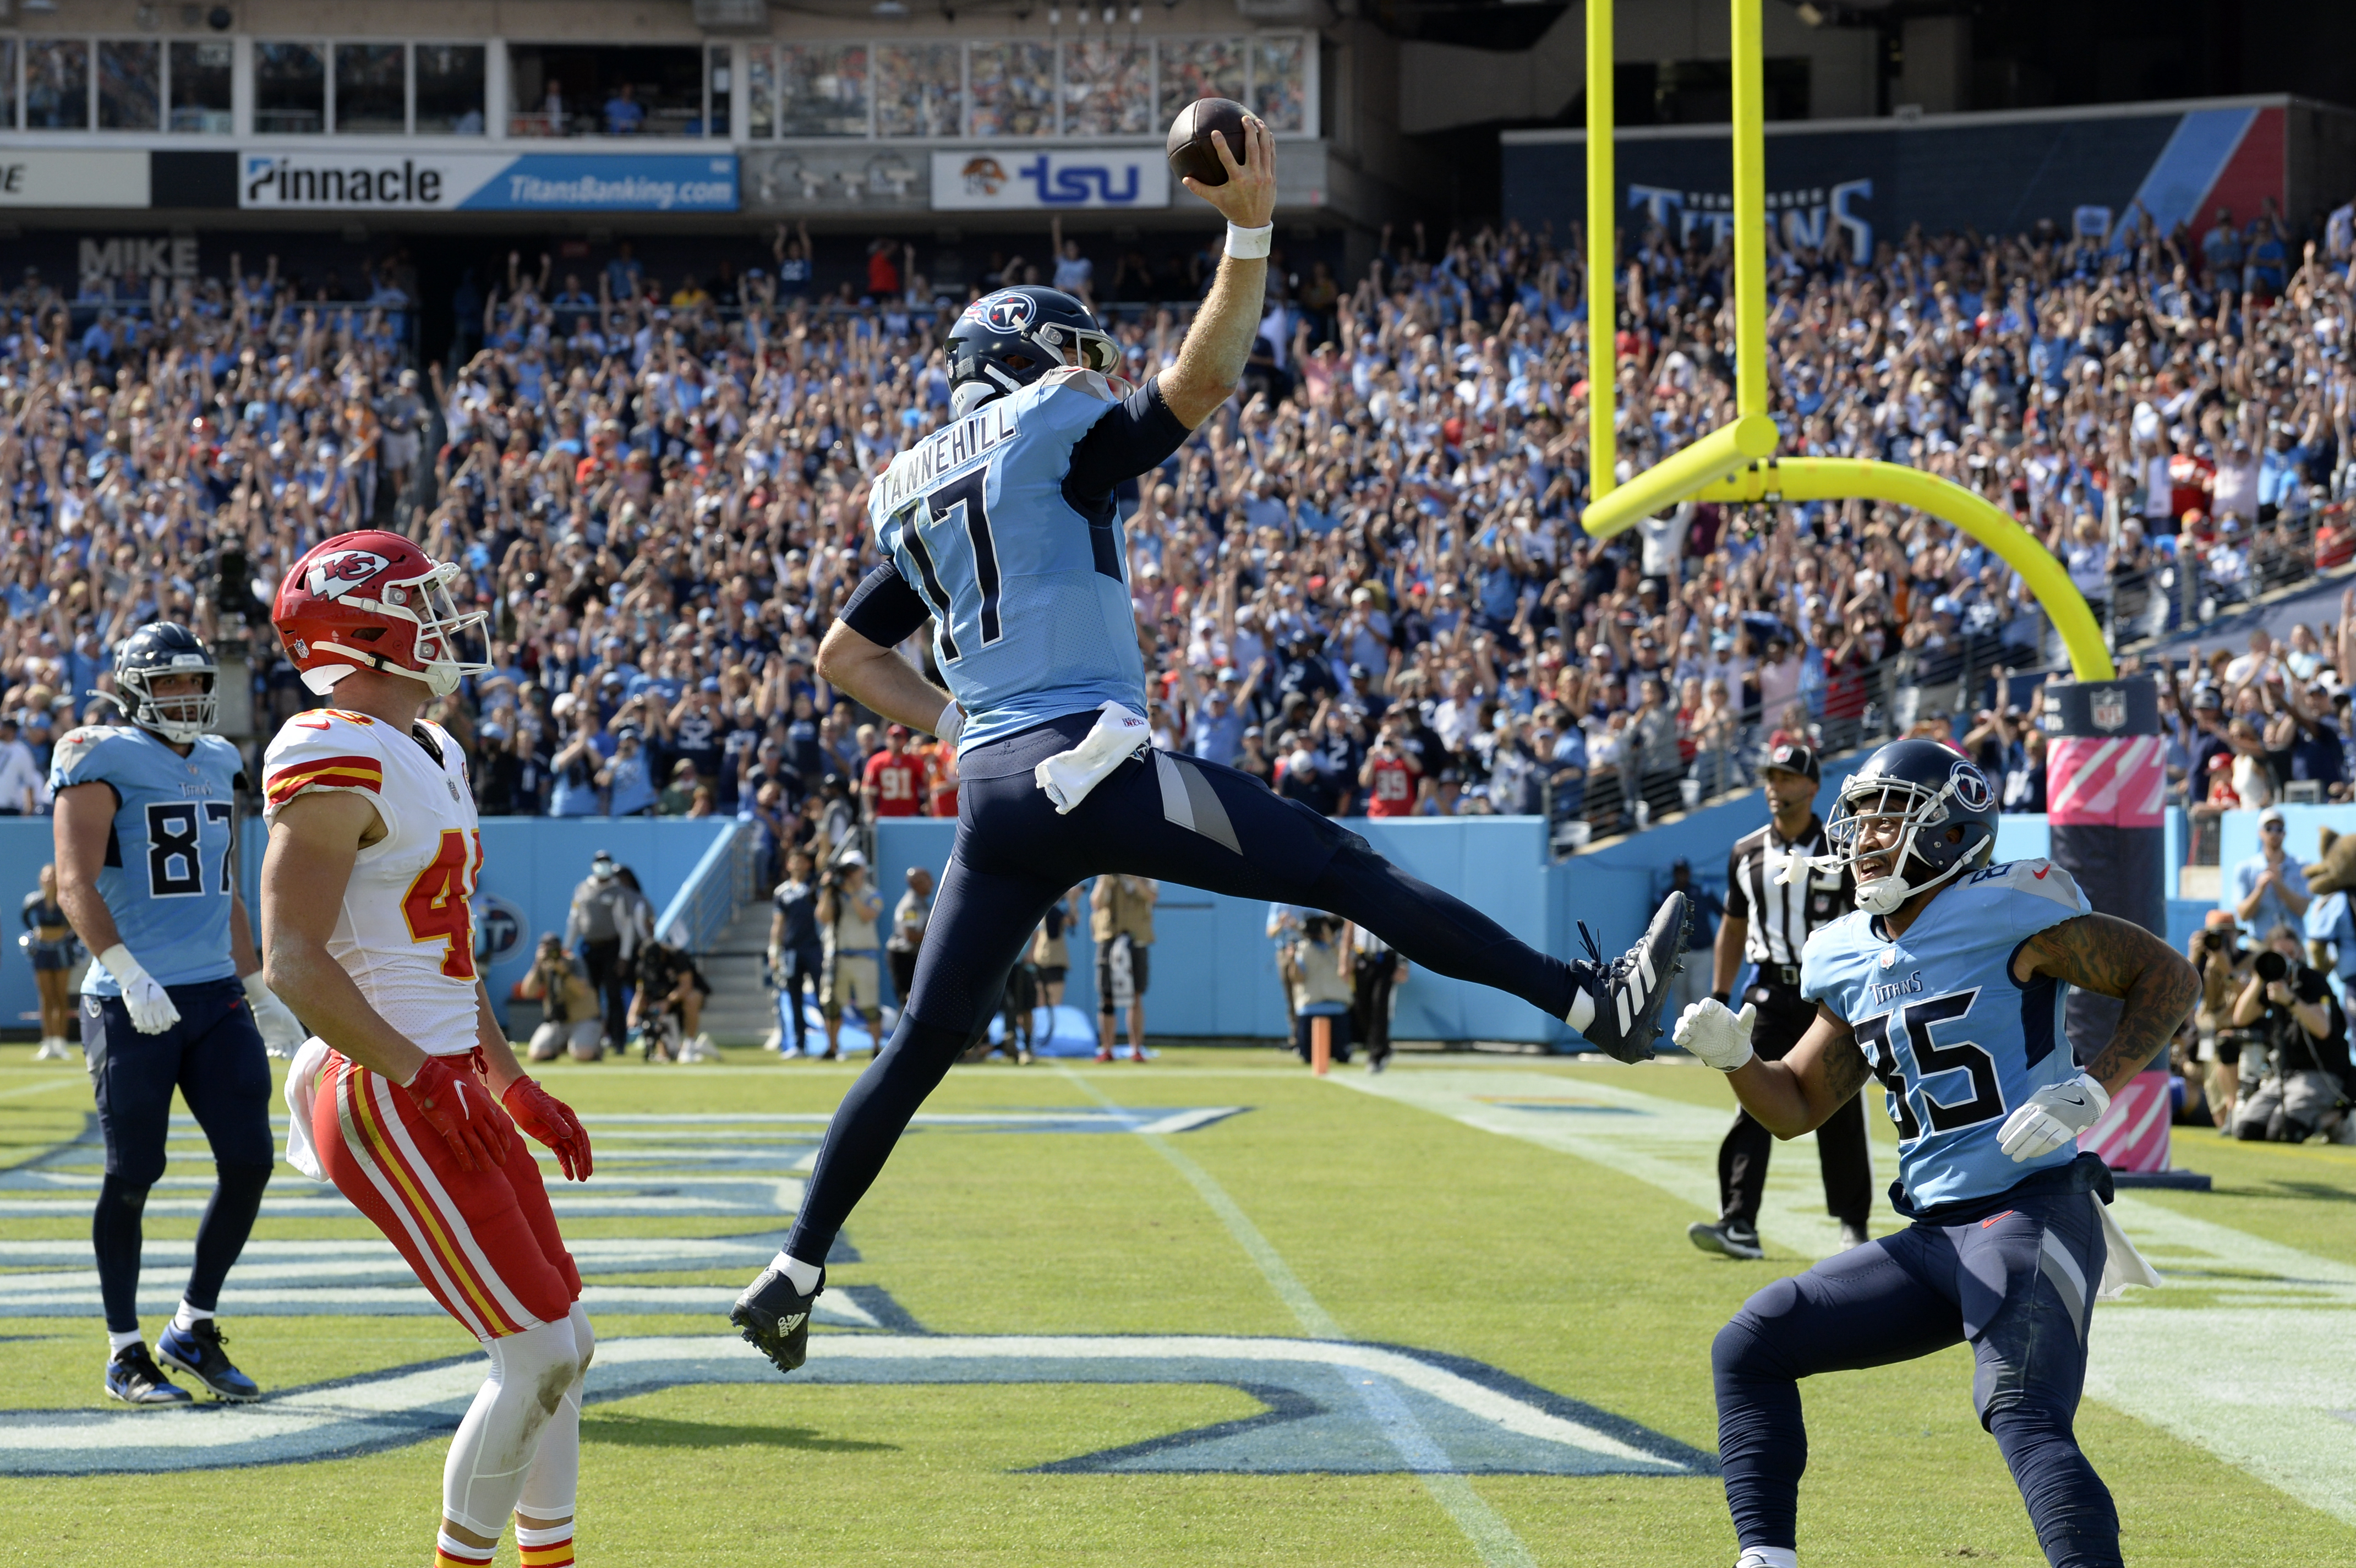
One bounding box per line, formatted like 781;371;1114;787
1824;775;1991;917
117;664;218;744
298;558;490;697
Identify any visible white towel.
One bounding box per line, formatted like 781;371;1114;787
2095;1194;2163;1299
283;1035;332;1182
1034;702;1151;814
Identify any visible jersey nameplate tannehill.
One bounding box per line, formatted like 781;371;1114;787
876;400;1023;517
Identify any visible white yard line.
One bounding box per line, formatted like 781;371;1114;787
1062;1068;1540;1568
1339;1062;2356;1528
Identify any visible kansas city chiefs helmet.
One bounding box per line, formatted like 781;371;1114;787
271;530;490;698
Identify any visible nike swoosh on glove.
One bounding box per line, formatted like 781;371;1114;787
401;1054;511;1173
242;972;307;1058
505;1075;594;1182
1674;998;1757;1072
99;943;181;1034
1997;1072;2111;1162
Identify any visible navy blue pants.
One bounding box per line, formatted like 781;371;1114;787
784;730;1575;1262
1712;1185;2118;1568
84;977;274;1334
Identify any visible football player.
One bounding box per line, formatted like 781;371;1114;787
730;113;1689;1372
49;623;307;1406
259;531;595;1568
1674;739;2198;1568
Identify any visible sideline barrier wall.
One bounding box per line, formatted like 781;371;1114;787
0;816;733;1037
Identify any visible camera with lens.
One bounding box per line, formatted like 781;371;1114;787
2255;950;2291;984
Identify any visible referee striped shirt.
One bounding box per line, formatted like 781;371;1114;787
1724;816;1854;985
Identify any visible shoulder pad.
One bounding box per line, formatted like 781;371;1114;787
48;724;132;787
1038;365;1127;403
263;711;388;810
1964;857;2088;912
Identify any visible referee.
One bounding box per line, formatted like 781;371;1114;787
1687;742;1873;1260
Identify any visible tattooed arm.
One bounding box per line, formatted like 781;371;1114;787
2011;913;2201;1094
1725;1004;1877;1139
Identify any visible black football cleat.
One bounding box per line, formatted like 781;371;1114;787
731;1265;823;1374
1687;1219;1765;1260
155;1317;261;1402
1568;891;1691;1063
104;1343;193;1407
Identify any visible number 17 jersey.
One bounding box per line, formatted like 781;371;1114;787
261;708;483;1056
1802;858;2093;1211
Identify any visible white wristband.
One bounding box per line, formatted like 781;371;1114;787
936;699;965;746
1225;222;1273;260
97;943;146;988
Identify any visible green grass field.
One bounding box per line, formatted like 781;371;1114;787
3;1043;2354;1566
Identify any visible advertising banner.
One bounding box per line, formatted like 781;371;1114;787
239;151;737;212
930;149;1170;211
0;151;151;209
1506;98;2302;263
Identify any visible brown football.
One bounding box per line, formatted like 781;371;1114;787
1166;97;1250;189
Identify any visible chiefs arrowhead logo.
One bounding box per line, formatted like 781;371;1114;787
305;549;389;602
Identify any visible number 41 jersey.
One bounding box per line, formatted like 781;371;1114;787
1802;859;2094;1211
261;708;483;1056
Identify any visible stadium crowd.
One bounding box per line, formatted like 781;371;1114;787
5;201;2356;865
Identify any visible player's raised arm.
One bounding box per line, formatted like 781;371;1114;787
1159;116;1278;430
1680;998;1873;1139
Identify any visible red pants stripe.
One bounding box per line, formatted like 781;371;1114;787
313;1052;579;1338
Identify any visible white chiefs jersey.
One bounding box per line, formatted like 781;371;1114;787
261;708;483;1056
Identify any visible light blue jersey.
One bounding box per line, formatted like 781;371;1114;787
48;724;243;994
869;369;1145;750
1802;858;2093;1211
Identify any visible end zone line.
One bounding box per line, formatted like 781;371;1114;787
0;1077;90;1101
1058;1068;1540;1568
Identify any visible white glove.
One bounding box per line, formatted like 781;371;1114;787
934;698;965;747
99;943;181;1035
1674;998;1757;1072
243;970;306;1059
1997;1072;2111;1163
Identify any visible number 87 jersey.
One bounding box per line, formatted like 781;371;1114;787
1802;858;2095;1212
261;708;484;1055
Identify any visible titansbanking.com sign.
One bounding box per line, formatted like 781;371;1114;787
239;151;737;212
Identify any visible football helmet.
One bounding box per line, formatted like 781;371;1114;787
1820;737;1998;916
106;622;218;744
272;531;490;698
946;286;1122;417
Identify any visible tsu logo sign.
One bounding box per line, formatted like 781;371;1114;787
931;150;1169;212
305;549;387;600
472;893;524;969
1950;761;1995;813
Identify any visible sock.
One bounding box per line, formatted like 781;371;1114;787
172;1300;215;1334
433;1531;495;1568
1566;991;1595;1031
108;1327;144;1356
515;1521;576;1568
772;1251;823;1294
1737;1550;1798;1568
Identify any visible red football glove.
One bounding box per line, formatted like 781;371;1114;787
504;1075;594;1182
400;1053;511;1173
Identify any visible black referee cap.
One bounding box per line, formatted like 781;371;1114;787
1763;742;1821;783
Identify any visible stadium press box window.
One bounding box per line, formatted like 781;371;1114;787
0;34;484;136
505;44;729;139
746;34;1308;140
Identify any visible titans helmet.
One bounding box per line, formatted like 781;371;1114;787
945;286;1121;417
1822;737;1999;916
108;622;218;744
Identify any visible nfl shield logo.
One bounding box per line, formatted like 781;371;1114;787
2090;689;2128;733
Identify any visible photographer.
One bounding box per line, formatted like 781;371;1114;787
632;936;717;1062
2188;910;2257;1127
518;933;604;1062
2228;922;2352;1141
816;852;883;1061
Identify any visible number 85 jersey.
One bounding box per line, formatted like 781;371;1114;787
261;708;483;1056
1802;859;2094;1212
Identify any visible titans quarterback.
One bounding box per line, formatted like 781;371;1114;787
1674;740;2198;1568
731;115;1691;1367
